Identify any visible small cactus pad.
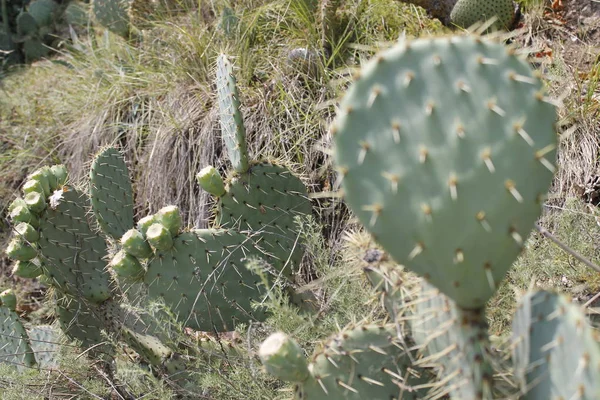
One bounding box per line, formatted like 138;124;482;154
90;147;134;240
218;162;312;279
0;305;36;370
144;229;269;331
28;325;61;369
38;186;112;303
259;332;309;382
512;290;600;399
291;323;430;399
216;54;249;173
450;0;515;30
333;35;557;309
92;0;130;37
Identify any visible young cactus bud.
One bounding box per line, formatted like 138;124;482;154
146;223;173;251
49;164;68;189
121;229;153;259
196;166;226;197
259;332;309;382
110;250;145;280
8;198;27;213
12;259;43;279
137;215;156;237
0;289;17;311
6;237;37;261
24;191;46;214
156;206;181;236
27;167;51;196
22;179;45;195
10;205;39;227
14;222;39;242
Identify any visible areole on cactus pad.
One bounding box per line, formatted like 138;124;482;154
333;34;558;309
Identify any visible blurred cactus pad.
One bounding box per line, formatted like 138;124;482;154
3;1;600;399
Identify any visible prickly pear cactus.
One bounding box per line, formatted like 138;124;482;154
92;0;130;37
27;325;61;369
512;290;600;399
333;35;557;309
450;0;515;30
0;292;36;370
216;54;249;173
90;147;134;240
260;323;431;399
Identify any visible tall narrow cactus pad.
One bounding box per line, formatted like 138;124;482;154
216;54;249;173
144;229;269;331
38;186;112;303
217;163;312;279
512;290;600;399
90;147;134;240
333;35;557;309
450;0;515;30
0;304;36;370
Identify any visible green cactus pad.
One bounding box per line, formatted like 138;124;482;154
12;259;43;278
197;165;226;197
144;229;269;331
259;332;309;382
56;295;107;351
218;162;312;279
333;35;557;309
293;323;430;399
450;0;515;30
216;54;249;173
92;0;130;37
37;186;112;303
0;305;36;370
512;290;600;399
28;325;61;369
121;229;153;259
90;147;134;240
27;0;58;27
16;12;38;36
146;223;173;251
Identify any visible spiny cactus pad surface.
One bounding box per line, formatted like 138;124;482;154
216;54;249;173
450;0;515;30
333;35;557;309
512;290;600;399
0;306;36;370
217;162;312;279
90;147;134;240
144;229;268;331
92;0;130;37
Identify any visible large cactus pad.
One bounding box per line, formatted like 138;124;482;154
144;229;269;331
38;186;112;303
90;147;134;240
333;35;557;309
217;162;312;279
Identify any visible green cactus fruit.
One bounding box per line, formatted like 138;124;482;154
512;290;600;399
332;35;557;309
92;0;130;37
10;205;39;228
216;54;249;173
450;0;515;31
28;325;60;369
27;167;51;197
144;229;269;331
24;191;46;214
121;229;153;259
14;222;39;242
197;165;226;197
291;323;430;399
217;162;312;279
137;215;156;237
37;186;112;303
110;250;144;279
155;205;182;237
0;289;17;311
259;332;309;382
6;237;37;261
16;12;38;36
23;179;45;195
27;0;57;27
90;147;134;240
12;259;43;278
9;198;27;213
0;305;36;370
49;164;67;190
146;223;173;251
